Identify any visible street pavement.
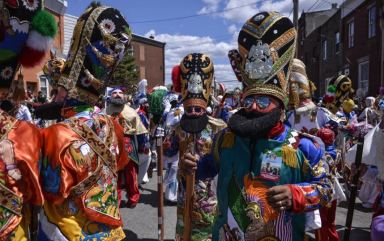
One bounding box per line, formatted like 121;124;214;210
121;171;373;241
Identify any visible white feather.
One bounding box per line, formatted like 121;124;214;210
25;30;53;52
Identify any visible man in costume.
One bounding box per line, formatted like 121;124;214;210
37;4;131;240
106;87;147;207
182;12;332;241
176;53;226;240
0;1;57;240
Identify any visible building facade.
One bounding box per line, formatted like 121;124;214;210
23;0;67;97
341;0;382;97
131;34;166;88
297;5;338;98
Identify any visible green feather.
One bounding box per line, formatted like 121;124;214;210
31;10;58;38
327;85;336;93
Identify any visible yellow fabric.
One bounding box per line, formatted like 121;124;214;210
106;105;148;135
10;205;31;241
281;145;298;168
221;132;235;148
43;202;125;241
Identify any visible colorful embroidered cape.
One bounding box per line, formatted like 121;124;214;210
196;125;332;241
38;111;128;241
0;110;43;241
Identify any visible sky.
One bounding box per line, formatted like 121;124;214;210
67;0;344;90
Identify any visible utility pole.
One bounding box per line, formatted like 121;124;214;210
293;0;299;57
293;0;299;28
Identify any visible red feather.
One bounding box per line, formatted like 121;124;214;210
19;46;46;68
171;65;181;93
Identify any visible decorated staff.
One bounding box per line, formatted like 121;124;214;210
176;53;226;241
0;1;57;241
148;86;168;241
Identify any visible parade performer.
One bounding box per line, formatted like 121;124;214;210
182;12;332;241
37;4;131;240
176;53;226;241
106;87;146;208
0;1;57;240
315;127;340;241
358;96;380;126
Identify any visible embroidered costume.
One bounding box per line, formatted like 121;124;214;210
200;12;333;241
0;2;57;240
37;4;132;240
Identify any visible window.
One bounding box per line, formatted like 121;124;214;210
140;66;146;79
348;20;354;48
322;40;327;60
358;61;369;94
39;75;49;97
368;6;376;38
335;32;340;53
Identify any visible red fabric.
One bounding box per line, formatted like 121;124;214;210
118;161;140;206
317;128;335;146
288;184;306;213
172;65;181;93
315;200;339;241
267;121;285;139
19;46;46;67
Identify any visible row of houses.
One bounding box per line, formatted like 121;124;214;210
298;0;384;98
23;0;165;97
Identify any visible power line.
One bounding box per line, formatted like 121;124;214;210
130;1;262;24
307;0;322;12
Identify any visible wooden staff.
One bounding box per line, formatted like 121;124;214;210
156;126;164;241
183;134;196;241
343;136;364;241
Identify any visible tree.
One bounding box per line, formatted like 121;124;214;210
111;51;139;95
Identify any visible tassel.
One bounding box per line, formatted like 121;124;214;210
282;145;298;168
221;131;235;148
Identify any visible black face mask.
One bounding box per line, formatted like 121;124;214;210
109;98;126;106
228;107;282;139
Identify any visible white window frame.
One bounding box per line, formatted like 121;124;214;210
39;75;49;98
358;60;369;95
348;20;354;48
322;40;327;60
335;32;340;53
368;5;376;38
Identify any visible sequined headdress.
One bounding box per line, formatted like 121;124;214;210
58;5;132;105
288;58;316;113
0;0;57;100
228;12;296;105
179;53;214;133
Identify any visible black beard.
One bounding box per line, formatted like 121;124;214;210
228;108;282;139
109;98;126;106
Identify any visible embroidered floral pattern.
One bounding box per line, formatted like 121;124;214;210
22;0;39;11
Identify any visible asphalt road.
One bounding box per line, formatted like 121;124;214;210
120;172;373;241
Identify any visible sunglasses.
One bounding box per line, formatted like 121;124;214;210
243;96;272;109
186;106;205;116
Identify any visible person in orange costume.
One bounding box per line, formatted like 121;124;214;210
0;1;57;240
36;3;132;241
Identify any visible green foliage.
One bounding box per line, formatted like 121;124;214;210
111;52;139;94
31;10;57;38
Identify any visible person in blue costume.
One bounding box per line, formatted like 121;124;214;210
181;12;333;241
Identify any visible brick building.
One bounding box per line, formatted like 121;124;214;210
23;0;67;97
130;34;166;88
341;0;383;97
297;4;339;98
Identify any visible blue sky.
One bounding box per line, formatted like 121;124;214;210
67;0;343;89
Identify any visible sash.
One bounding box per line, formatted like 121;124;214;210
65;116;116;197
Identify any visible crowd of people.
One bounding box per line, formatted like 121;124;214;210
1;2;384;241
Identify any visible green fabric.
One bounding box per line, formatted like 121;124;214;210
31;10;58;37
148;89;167;124
213;130;306;241
227;175;250;231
